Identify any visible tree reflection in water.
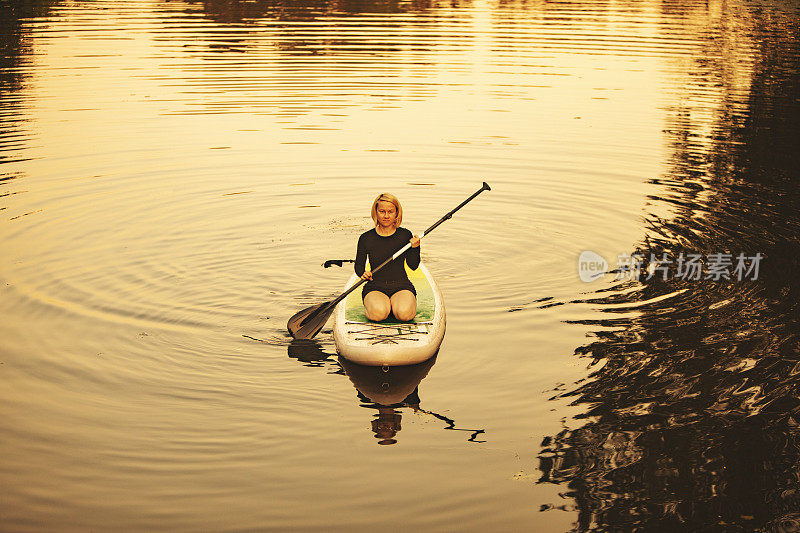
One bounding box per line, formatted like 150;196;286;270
1;1;61;171
539;5;800;532
182;0;452;22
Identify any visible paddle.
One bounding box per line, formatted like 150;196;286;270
323;259;355;268
287;182;491;339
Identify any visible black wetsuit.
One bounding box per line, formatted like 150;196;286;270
355;227;420;299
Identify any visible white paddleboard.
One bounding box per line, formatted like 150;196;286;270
333;262;445;366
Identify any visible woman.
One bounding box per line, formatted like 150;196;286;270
355;193;421;322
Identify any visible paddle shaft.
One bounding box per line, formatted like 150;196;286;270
325;182;490;309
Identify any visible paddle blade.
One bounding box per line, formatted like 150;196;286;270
287;300;335;339
323;259;354;268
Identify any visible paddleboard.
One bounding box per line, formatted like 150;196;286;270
333;262;445;366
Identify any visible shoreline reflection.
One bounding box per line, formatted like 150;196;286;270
538;3;800;530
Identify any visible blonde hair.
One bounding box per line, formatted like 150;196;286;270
370;193;403;228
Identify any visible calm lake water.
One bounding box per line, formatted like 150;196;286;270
2;0;799;531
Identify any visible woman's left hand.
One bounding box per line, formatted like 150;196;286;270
410;235;421;248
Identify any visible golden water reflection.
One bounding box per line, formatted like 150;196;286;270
2;0;798;531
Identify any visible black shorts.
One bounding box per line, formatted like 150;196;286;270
362;279;417;299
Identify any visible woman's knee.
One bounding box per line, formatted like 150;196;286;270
366;306;391;321
391;292;417;321
393;305;416;321
364;293;391;321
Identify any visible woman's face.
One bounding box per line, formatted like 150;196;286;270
376;200;397;228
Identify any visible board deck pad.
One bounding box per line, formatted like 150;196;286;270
344;264;434;324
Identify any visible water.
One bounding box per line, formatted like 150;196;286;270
1;0;798;530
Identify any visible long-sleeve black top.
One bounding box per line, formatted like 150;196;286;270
354;227;420;284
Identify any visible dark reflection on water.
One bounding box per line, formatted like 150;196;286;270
284;343;486;445
341;356;436;445
340;356;488;445
287;338;338;366
540;6;800;532
0;1;57;169
184;0;465;20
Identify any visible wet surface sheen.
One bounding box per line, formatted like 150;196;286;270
1;0;799;531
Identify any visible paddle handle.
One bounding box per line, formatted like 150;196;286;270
422;181;491;236
328;182;491;308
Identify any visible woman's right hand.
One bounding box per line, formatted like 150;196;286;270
361;270;373;281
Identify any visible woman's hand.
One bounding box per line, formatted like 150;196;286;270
361;270;373;281
410;235;421;248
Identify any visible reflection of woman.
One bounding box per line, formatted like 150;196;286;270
355;193;421;322
361;389;421;446
340;356;434;446
372;407;402;446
